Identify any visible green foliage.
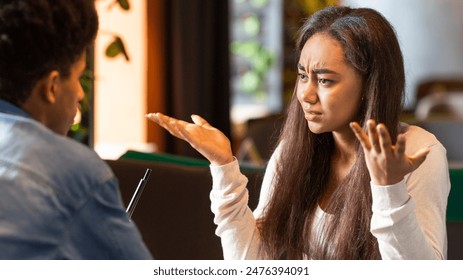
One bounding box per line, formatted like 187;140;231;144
68;68;93;143
250;0;268;8
107;0;130;11
104;0;131;61
105;36;130;61
242;14;260;36
69;0;131;144
231;41;274;97
116;0;130;10
231;0;275;100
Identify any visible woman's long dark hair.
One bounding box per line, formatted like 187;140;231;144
258;6;405;259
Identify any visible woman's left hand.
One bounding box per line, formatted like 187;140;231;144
350;120;430;186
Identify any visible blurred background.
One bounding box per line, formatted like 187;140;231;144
75;0;463;167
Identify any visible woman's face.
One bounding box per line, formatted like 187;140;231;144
297;33;363;135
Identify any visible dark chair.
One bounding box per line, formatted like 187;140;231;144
416;79;463;102
418;121;463;162
237;114;284;166
447;169;463;260
447;221;463;260
106;157;264;260
414;78;463;121
107;153;463;260
414;79;463;163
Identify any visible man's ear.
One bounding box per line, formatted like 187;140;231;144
39;70;60;104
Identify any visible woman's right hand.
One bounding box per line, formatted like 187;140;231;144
350;120;429;186
146;113;235;166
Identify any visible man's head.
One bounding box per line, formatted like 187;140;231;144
0;0;98;134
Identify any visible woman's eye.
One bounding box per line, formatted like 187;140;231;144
318;78;331;85
298;73;308;81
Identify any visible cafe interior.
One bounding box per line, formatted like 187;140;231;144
75;0;463;259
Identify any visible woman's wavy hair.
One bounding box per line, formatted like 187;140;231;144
0;0;98;105
258;6;405;259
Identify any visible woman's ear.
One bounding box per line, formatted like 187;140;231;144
38;70;60;104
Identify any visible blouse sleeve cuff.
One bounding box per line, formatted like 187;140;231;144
370;178;410;211
210;158;246;191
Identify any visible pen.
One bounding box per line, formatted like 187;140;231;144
126;168;152;219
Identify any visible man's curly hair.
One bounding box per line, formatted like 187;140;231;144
0;0;98;105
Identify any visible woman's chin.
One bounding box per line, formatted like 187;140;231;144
307;122;325;134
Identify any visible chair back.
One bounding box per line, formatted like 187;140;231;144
106;155;264;259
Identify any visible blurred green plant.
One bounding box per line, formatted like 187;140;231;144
231;40;274;100
101;0;131;62
69;0;131;145
105;36;130;61
107;0;130;11
250;0;269;8
231;1;275;101
69;68;93;143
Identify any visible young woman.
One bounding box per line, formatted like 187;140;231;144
147;6;450;259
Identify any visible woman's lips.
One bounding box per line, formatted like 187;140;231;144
304;111;322;121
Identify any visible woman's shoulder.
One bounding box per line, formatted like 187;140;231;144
400;122;445;154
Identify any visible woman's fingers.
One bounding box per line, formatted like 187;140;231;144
351;121;392;155
351;119;431;185
145;112;157;123
145;113;174;134
191;114;213;128
394;134;406;157
350;122;371;150
377;124;392;155
409;147;430;170
146;113;187;141
146;112;234;165
367;120;381;153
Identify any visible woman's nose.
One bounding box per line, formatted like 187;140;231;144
299;82;318;104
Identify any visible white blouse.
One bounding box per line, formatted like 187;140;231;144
210;124;450;259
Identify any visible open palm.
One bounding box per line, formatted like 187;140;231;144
146;113;234;166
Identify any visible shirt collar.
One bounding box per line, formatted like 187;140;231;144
0;99;32;119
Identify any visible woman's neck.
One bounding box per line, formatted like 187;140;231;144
332;130;358;164
319;130;358;211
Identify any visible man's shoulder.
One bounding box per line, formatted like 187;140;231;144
50;135;114;185
1;116;115;191
0;117;118;215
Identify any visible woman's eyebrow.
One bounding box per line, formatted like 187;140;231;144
312;68;340;75
298;63;340;75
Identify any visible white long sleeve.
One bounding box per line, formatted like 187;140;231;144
370;125;450;259
209;149;280;259
209;161;261;259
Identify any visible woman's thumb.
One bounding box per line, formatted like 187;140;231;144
191;114;212;128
